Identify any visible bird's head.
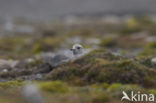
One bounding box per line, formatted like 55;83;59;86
70;44;83;55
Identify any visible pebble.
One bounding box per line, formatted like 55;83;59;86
2;69;8;73
151;58;156;68
22;84;44;103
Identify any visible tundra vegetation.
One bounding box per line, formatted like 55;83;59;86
0;16;156;103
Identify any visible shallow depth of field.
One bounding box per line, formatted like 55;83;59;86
0;1;156;103
0;15;155;103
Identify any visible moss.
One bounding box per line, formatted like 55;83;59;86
136;56;153;68
139;49;156;56
92;83;110;90
75;49;121;65
46;66;87;85
85;59;149;84
0;81;154;103
32;37;64;53
39;81;69;93
146;42;156;49
107;83;143;98
118;16;155;35
91;93;110;103
0;80;24;89
119;18;141;35
148;89;156;95
108;83;141;91
47;49;122;83
46;48;156;88
95;58;114;65
0;36;28;52
139;42;156;56
32;42;45;54
100;37;116;47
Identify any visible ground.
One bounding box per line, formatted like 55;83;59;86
0;16;156;103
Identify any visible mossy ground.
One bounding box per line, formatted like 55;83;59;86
0;81;155;103
0;16;156;103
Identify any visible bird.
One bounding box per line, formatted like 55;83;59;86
42;44;85;67
70;44;84;57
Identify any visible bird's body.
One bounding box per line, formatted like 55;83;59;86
42;44;85;67
45;54;70;67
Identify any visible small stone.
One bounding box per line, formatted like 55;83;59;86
151;58;156;68
2;69;8;73
36;74;42;79
22;84;44;103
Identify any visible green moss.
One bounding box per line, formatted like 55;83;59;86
75;49;120;65
145;42;156;49
39;81;69;93
108;83;141;91
139;49;156;56
148;89;156;95
32;37;64;53
118;16;155;35
136;56;153;68
119;18;141;35
46;48;156;88
0;81;24;89
0;36;28;52
138;42;156;56
92;83;110;90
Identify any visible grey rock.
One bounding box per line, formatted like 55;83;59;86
22;84;44;103
151;58;156;68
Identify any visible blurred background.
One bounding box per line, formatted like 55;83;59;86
1;0;156;20
0;0;156;103
0;0;155;59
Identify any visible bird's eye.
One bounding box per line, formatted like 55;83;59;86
77;47;80;49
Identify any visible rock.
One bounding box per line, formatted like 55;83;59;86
2;69;8;73
0;64;11;72
36;74;42;79
151;58;156;68
22;84;44;103
14;58;33;68
0;59;18;72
